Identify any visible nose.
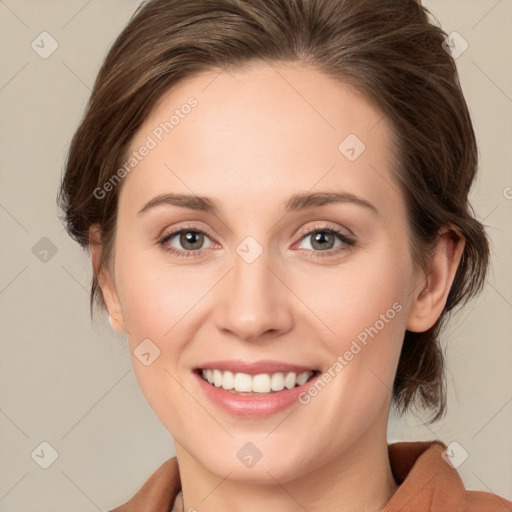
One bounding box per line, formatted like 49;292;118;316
213;243;294;343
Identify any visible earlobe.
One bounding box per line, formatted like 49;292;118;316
108;312;126;335
102;282;126;334
406;227;465;333
89;224;127;334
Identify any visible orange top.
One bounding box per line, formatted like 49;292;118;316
109;440;512;511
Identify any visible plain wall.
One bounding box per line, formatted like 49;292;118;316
0;1;511;510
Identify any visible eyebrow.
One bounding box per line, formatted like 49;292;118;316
137;191;378;216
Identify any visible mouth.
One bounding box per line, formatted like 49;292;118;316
194;368;321;395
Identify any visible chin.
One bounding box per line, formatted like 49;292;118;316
193;442;317;485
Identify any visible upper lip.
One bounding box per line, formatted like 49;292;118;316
195;360;319;375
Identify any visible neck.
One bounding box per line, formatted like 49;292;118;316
174;418;398;512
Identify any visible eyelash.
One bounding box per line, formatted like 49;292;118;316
157;223;356;260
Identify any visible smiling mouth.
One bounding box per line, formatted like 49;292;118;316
194;368;320;395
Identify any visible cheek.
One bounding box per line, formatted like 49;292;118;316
114;239;204;337
294;248;412;348
113;245;200;429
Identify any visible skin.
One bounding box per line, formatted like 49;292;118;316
91;61;465;511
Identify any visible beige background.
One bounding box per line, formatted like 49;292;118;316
0;1;511;510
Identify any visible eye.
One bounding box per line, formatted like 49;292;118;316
294;224;355;258
157;222;356;260
157;225;216;259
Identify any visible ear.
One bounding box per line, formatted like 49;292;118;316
406;226;465;333
89;224;127;334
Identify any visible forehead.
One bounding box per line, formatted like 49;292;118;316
120;61;400;218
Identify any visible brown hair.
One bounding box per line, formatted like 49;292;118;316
57;0;490;424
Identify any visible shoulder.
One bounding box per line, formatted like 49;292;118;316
385;440;512;511
461;489;512;511
108;457;181;512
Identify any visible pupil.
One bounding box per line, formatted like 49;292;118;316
182;231;202;249
313;231;333;250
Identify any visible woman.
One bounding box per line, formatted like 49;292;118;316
57;0;512;510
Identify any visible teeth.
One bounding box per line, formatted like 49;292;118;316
296;371;310;386
222;370;235;389
253;373;271;393
234;372;252;392
201;369;314;393
284;372;296;389
271;372;285;391
213;369;223;387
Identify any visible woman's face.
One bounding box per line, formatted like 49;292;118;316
103;61;421;482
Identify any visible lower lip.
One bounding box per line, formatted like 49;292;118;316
193;371;321;418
